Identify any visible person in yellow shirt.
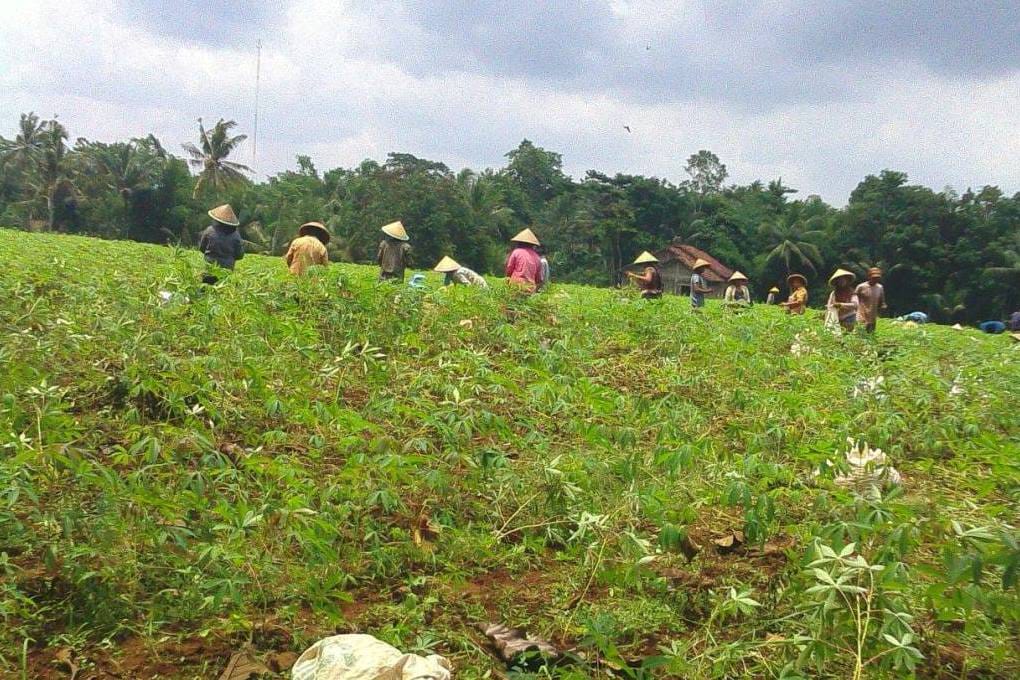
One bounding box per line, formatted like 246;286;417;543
284;222;330;275
780;273;808;314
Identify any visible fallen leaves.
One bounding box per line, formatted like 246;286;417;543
218;651;270;680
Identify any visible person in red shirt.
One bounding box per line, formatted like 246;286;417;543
504;228;544;292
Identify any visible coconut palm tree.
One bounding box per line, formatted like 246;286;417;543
182;118;251;197
760;214;826;277
0;112;46;173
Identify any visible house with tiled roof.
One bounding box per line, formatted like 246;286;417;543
628;242;734;297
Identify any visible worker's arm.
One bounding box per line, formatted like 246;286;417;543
197;229;209;253
284;242;295;266
233;234;244;261
376;242;384;266
315;244;329;265
402;243;412;267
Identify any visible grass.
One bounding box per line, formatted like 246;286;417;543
0;229;1018;679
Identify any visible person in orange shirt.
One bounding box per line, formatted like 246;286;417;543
284;222;330;275
780;273;808;314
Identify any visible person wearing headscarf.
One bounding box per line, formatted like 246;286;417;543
434;256;488;287
826;269;859;331
766;286;780;305
284;221;330;275
724;271;752;306
855;267;887;333
504;228;544;292
197;204;244;283
377;221;412;281
689;258;713;308
625;251;663;299
780;274;808;314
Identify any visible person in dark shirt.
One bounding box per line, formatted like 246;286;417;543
378;221;412;281
626;251;663;299
197;204;244;283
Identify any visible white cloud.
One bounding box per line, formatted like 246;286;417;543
0;0;1017;204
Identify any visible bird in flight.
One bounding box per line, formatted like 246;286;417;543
623;125;632;133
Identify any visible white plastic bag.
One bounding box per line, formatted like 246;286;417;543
292;634;451;680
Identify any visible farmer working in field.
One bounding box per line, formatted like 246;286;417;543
766;286;780;305
504;228;544;292
198;204;244;284
780;274;808;314
689;258;713;308
626;251;663;299
855;267;887;333
826;269;858;331
284;221;330;275
433;256;488;287
724;271;752;306
377;221;412;281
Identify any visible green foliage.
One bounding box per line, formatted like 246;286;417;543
0;214;1018;676
4;114;1020;321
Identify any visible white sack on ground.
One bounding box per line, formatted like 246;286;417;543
292;634;451;680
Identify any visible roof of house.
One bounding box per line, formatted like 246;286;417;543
653;244;734;283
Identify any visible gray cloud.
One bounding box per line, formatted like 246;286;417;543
1;0;1018;204
114;0;282;45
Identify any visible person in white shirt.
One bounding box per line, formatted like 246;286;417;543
433;256;488;287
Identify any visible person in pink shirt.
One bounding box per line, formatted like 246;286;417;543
504;228;544;292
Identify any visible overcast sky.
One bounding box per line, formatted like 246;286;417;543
1;0;1018;204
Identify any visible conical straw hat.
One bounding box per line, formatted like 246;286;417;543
298;221;331;243
381;220;409;241
511;228;540;246
433;256;460;273
728;271;748;282
769;286;780;293
828;268;856;286
208;204;239;226
692;257;711;271
787;273;807;286
633;251;658;265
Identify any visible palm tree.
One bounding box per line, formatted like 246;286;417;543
81;140;160;209
27;118;75;231
182;118;251;197
0;112;46;173
760;214;826;277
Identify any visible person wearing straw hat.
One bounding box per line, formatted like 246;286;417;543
625;251;663;299
377;221;412;281
197;204;244;284
689;258;713;308
855;267;887;333
766;286;780;305
284;221;331;276
434;256;488;287
504;228;544;292
780;273;808;314
724;271;752;306
826;269;859;331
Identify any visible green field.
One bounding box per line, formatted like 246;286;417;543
1;229;1018;679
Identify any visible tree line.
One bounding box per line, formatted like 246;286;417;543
1;113;1017;322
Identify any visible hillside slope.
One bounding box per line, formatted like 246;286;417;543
1;230;1018;679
